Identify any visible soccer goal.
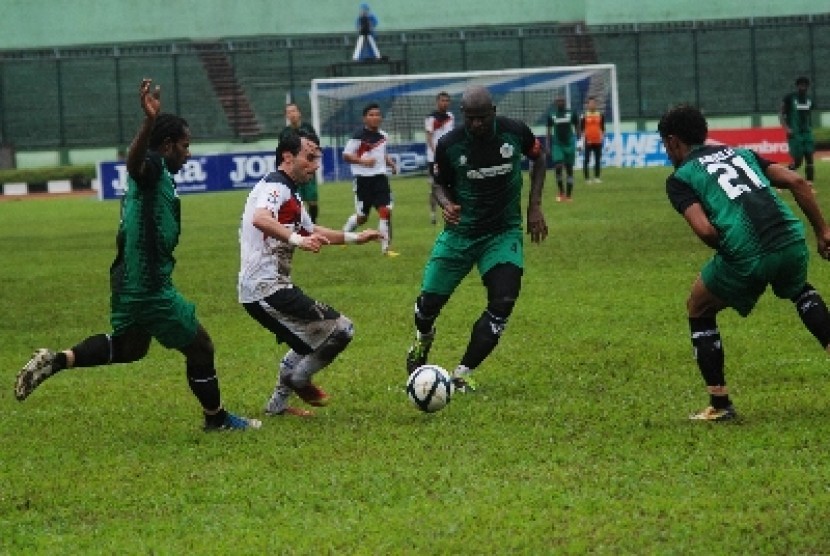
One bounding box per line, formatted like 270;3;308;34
310;64;621;182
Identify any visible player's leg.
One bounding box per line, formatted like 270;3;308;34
451;263;522;392
428;163;438;225
152;291;259;431
583;148;590;181
343;178;369;232
352;35;364;61
407;232;473;374
788;135;804;172
244;287;347;412
804;152;815;182
686;275;734;420
564;145;575;199
552;142;565;201
376;175;397;256
14;326;151;401
593;144;603;182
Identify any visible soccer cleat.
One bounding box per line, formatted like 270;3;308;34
556;194;564;202
451;375;478;393
383;249;400;257
406;339;433;376
689;405;737;422
204;411;262;432
291;381;330;407
594;178;602;184
264;391;315;417
15;349;56;401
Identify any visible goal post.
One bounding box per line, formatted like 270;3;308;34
310;64;621;182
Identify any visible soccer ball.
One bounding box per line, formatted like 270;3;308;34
406;364;453;413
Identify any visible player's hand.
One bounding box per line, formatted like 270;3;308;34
356;229;384;244
441;203;461;225
818;229;830;260
527;206;548;243
360;157;376;168
139;78;161;119
297;233;330;253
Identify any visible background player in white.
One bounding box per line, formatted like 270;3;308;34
424;91;454;224
239;128;383;417
342;102;399;256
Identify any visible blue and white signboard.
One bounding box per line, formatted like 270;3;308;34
96;133;669;200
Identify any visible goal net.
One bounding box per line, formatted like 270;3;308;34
310;64;621;182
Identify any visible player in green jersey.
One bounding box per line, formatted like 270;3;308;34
780;76;815;181
15;78;261;432
659;104;830;422
546;96;580;202
280;103;320;223
405;85;548;391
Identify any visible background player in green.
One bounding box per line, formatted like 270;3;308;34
280;102;320;223
546;96;580;202
659;104;830;422
14;78;261;432
780;76;815;182
405;85;548;391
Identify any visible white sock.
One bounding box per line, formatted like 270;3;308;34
453;364;471;378
343;214;359;232
379;218;390;252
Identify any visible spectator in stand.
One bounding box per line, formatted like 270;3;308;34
352;3;381;61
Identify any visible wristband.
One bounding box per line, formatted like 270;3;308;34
344;232;358;244
288;232;304;247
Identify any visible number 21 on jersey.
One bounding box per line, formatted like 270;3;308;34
704;154;766;200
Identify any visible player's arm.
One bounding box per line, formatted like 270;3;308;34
765;162;830;257
667;177;719;249
431;141;460;224
385;154;398;174
126;78;161;182
252;207;331;253
311;225;383;246
525;134;548;243
779;97;791;135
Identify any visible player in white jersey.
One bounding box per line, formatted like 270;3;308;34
342;102;399;256
424;91;454;224
239;128;383;417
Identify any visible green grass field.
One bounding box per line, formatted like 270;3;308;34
2;168;830;554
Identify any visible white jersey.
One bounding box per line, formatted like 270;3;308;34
238;171;314;303
424;110;455;163
343;127;389;176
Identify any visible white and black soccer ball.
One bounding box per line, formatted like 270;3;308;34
406;364;453;413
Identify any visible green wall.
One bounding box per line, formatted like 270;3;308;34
0;0;585;50
3;0;824;50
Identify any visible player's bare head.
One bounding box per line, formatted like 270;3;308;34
277;128;320;183
461;86;495;138
436;91;451;109
285;103;301;124
796;76;810;91
150;113;191;173
658;104;707;166
362;102;382;130
555;96;566;108
586;96;597;109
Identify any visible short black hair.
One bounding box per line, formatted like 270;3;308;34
796;76;811;86
436;91;450;100
276;128;320;159
657;104;708;146
362;102;380;116
149;113;189;149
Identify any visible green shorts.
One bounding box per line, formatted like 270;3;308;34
421;228;524;296
111;288;198;349
701;242;809;317
298;177;319;203
788;132;815;160
551;141;576;167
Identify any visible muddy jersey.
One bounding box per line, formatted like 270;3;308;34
238;170;314;303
